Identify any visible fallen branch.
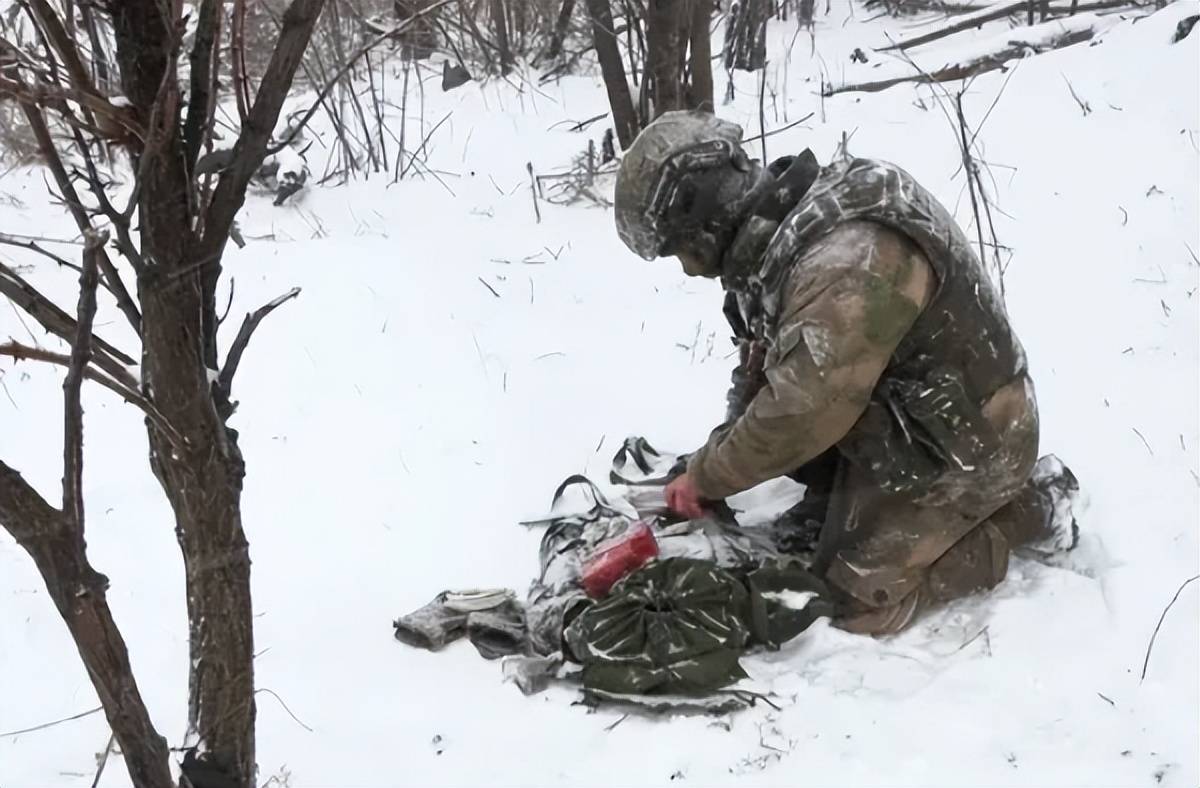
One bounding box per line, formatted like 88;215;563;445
217;287;302;411
830;17;1098;96
878;0;1136;51
879;0;1031;51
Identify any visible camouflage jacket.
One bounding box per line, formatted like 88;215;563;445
688;154;1033;500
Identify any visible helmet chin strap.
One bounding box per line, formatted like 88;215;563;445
700;165;765;273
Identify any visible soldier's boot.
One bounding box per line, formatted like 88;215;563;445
834;455;1081;636
999;454;1081;556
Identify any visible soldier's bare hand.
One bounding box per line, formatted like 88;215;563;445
665;473;706;520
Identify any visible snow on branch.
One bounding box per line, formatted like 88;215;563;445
879;0;1145;52
828;13;1104;96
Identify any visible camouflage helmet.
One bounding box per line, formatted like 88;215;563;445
615;111;747;260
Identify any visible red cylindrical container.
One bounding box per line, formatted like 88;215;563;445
581;520;659;599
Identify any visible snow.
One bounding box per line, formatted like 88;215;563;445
760;590;820;610
2;2;1198;786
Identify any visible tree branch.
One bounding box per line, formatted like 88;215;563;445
200;0;328;261
0;461;174;788
62;230;105;525
18;101;143;332
268;0;459;159
184;0;220;170
0;73;144;141
217;287;301;414
69;124;146;270
0;231;85;274
0;341;184;450
25;0;100;99
0;259;137;386
232;0;253;122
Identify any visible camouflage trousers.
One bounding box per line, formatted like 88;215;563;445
793;376;1068;635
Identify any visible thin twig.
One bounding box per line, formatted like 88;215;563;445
741;112;815;144
1140;574;1200;682
527;162;541;223
757;65;768;163
269;0;459;156
1061;73;1091;115
477;277;501;298
0;342;184;449
0;232;84;274
0;706;103;738
218;278;236;326
1131;427;1154;456
0;258;136;384
399;111;453;179
958;625;990;651
256;688;314;733
91;731;116;788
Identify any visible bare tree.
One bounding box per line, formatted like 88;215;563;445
545;0;579;59
588;0;716;149
585;0;641;147
490;0;515;72
0;0;328;785
724;0;769;71
395;0;442;58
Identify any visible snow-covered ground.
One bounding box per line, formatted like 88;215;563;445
2;2;1197;785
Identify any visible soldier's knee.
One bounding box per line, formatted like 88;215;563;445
825;521;1013;636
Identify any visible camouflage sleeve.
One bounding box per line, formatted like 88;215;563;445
720;291;765;424
688;221;935;501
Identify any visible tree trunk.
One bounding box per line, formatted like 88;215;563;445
114;0;325;783
546;0;577;59
687;0;714;111
490;0;513;74
724;0;768;71
585;0;640;148
647;0;687;115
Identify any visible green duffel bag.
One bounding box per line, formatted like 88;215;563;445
565;557;752;695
